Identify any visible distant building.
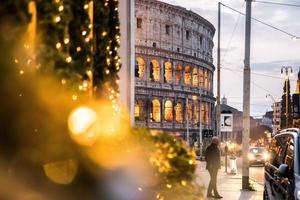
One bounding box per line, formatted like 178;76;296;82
220;96;257;143
261;111;273;129
272;102;281;134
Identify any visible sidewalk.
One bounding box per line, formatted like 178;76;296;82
196;161;263;200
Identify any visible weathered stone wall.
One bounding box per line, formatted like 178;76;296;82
134;0;216;144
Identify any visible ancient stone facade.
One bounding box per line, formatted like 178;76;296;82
134;0;216;145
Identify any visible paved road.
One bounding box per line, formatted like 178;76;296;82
234;157;264;185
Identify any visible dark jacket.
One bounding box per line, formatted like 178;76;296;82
205;143;221;170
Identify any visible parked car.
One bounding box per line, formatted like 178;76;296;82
264;128;300;200
248;146;269;166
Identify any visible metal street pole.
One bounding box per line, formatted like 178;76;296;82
186;97;190;147
242;0;252;190
216;2;221;138
199;93;203;159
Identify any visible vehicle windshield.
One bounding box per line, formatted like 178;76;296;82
250;147;266;154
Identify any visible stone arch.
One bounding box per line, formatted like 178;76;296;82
175;101;183;123
192;67;198;86
175;64;182;84
204;69;209;90
151;99;161;122
135;57;146;79
164;100;173;122
199;67;204;88
150;59;160;82
187;100;192;121
134;99;146;121
164;61;172;83
184;65;191;85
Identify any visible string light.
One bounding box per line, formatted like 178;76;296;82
76;47;82;52
56;42;62;49
66;56;72;63
55;16;61;23
64;38;70;44
61;79;67;85
82;30;87;36
58;5;64;12
72;94;78;101
19;70;24;75
84;4;89;9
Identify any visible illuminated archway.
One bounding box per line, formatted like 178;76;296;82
175;64;182;84
184;66;191;85
150;59;160;82
164;100;173;122
192;67;198;86
193;101;199;124
187;101;192;121
201;103;205;125
136;57;146;79
164;62;172;83
134;101;140;120
199;68;204;88
204;70;209;90
151;99;161;122
175;102;183;123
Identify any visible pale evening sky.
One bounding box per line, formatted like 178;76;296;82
161;0;300;117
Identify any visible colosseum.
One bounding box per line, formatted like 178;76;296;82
134;0;216;147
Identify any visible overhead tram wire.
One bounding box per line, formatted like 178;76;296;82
221;2;245;64
221;67;297;82
253;1;300;8
220;2;300;39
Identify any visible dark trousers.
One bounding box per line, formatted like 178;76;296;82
207;168;218;195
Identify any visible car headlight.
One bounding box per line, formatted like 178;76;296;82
248;153;255;160
263;152;270;160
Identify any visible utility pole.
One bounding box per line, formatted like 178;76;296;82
242;0;252;190
216;2;221;138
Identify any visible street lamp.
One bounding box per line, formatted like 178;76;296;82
266;94;277;135
281;66;293;128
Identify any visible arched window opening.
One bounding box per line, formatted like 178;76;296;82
134;101;140;120
175;102;183;123
206;103;209;125
150;59;160;82
136;57;146;79
194;101;199;124
187;101;192;121
151;99;161;122
199;68;204;88
175;65;182;84
164;62;172;83
184;66;191;85
164;100;173;122
201;104;205;125
192;67;198;86
204;70;209;90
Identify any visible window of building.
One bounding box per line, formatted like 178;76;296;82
166;24;170;35
175;102;183;123
187;101;192;121
186;30;190;40
153;42;156;48
151;99;161;122
164;61;172;83
200;35;203;46
194;101;199;124
204;70;209;90
135;57;146;79
134;101;140;120
184;66;191;85
175;64;182;84
164;100;173;122
201;104;205;125
192;67;198;86
206;103;209;125
150;59;160;82
177;48;180;52
199;68;204;88
137;18;142;29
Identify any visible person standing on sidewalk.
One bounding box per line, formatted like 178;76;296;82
205;137;223;199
